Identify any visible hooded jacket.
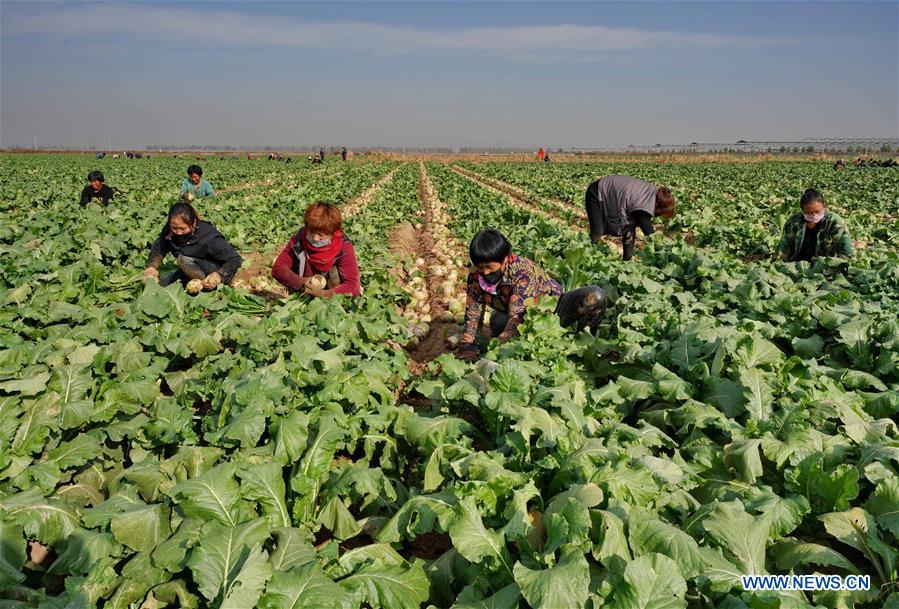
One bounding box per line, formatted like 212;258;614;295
147;220;243;282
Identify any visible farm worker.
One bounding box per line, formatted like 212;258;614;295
457;229;607;362
80;170;115;205
538;147;545;161
319;147;326;161
142;202;243;294
180;165;214;199
584;175;676;261
775;189;853;262
341;147;348;161
271;201;362;298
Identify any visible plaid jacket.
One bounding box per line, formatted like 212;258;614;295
776;211;853;262
461;254;562;346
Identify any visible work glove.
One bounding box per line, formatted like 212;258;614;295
202;272;222;290
185;279;203;295
142;267;159;282
458;343;479;362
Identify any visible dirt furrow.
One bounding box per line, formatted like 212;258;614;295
452;165;587;221
451;166;624;256
399;163;471;369
231;248;289;299
450;166;567;224
343;165;403;218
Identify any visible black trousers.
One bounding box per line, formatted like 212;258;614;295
160;256;220;287
488;286;608;337
585;182;636;261
585;181;605;242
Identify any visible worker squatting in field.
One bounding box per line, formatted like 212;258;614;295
79;170;115;205
775;189;853;262
141;202;242;294
120;160;854;359
270;202;362;298
180;165;214;200
457;229;607;361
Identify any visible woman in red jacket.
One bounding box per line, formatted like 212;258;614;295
271;201;361;298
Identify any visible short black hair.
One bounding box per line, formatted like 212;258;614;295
88;170;104;183
187;165;203;177
800;188;824;208
469;229;512;265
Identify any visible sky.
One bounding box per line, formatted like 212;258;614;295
1;1;897;149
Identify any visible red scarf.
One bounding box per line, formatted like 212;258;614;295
302;229;343;272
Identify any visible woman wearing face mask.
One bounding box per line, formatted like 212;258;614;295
585;175;676;260
776;189;853;262
142;202;243;294
458;229;607;362
271;201;361;298
180;165;215;199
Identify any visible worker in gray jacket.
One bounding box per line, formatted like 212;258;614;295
585;175;676;260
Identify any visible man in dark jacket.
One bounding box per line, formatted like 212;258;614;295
585;175;676;260
80;171;115;205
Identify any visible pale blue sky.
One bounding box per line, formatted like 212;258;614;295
1;1;896;149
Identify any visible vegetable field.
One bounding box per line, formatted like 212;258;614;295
1;154;898;609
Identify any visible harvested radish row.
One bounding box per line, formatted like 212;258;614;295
342;166;402;218
418;163;470;348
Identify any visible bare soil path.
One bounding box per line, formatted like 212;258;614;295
400;163;471;374
343;165;403;218
452;165;588;221
450;165;626;256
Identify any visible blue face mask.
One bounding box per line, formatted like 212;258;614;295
308;237;332;248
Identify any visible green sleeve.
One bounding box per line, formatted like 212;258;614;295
833;223;854;258
775;221;794;260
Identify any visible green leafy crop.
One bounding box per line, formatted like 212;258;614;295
0;154;897;609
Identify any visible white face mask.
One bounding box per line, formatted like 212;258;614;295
803;210;825;224
308;237;332;248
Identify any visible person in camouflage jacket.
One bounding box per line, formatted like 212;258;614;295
776;189;853;262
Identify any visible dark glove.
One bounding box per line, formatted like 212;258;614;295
458;343;479;362
622;227;636;261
